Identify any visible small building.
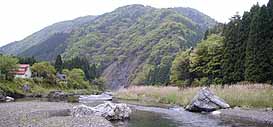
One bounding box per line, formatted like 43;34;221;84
56;73;67;83
15;64;32;78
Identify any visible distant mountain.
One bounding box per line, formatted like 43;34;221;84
0;15;96;58
0;4;217;89
172;7;216;31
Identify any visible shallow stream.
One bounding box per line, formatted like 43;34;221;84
16;98;264;127
82;99;264;127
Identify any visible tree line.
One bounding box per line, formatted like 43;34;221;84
170;0;273;86
54;55;99;81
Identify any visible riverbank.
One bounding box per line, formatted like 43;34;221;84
219;108;273;125
114;84;273;108
0;101;112;127
0;79;100;99
1;100;272;127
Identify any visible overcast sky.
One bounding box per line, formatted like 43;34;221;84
0;0;269;47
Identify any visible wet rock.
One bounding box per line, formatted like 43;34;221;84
233;106;241;110
47;91;67;102
211;110;221;115
265;108;272;111
169;106;184;112
0;90;14;102
0;90;5;102
71;105;96;117
186;87;230;112
104;92;113;96
79;93;112;102
71;102;132;120
5;96;14;102
95;102;132;120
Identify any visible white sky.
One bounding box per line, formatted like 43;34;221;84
0;0;269;47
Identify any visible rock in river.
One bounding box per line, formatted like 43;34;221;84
5;96;14;102
71;102;132;120
79;93;113;102
0;90;14;102
186;87;230;112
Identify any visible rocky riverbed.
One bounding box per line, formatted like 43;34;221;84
0;100;273;127
219;108;273;125
0;101;112;127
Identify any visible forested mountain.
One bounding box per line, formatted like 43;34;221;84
0;4;216;89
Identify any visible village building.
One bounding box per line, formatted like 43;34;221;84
56;72;67;83
14;64;32;78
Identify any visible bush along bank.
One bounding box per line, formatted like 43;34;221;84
0;78;101;99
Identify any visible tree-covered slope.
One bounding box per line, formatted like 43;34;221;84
0;4;216;89
20;33;70;60
62;5;216;89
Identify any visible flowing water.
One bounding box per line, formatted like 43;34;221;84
119;105;263;127
81;99;265;127
16;98;266;127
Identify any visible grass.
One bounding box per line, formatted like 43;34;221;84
114;84;273;108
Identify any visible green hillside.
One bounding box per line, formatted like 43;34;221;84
0;15;96;56
0;4;216;89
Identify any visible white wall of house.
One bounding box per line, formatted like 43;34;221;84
15;67;32;79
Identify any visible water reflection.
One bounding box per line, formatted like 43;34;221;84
112;110;178;127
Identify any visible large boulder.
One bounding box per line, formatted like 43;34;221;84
71;102;132;120
186;87;230;112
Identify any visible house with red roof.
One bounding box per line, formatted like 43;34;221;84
14;64;32;78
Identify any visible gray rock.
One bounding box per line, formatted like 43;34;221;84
265;108;272;111
71;102;132;120
104;92;113;96
5;96;14;102
0;91;5;102
186;87;230;112
47;90;70;102
79;93;112;102
233;106;241;110
71;104;96;117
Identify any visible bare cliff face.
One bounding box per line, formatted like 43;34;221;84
102;55;143;89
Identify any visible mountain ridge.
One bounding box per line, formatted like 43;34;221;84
0;15;96;56
0;4;217;89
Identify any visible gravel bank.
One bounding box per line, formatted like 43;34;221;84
0;101;113;127
219;108;273;125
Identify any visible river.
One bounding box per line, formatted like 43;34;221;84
81;99;264;127
11;98;266;127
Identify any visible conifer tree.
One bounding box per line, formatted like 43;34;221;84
245;5;272;82
222;14;241;84
55;55;63;73
90;64;97;80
